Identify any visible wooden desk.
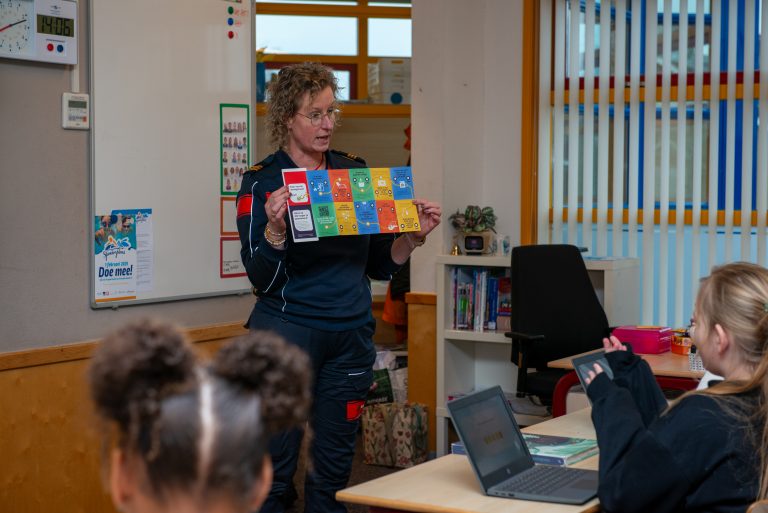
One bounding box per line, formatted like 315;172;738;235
548;349;704;379
337;408;599;513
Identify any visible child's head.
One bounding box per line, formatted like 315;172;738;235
89;319;311;513
694;262;768;376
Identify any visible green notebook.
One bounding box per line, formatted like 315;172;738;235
522;433;598;466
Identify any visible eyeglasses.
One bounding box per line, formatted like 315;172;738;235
296;107;340;127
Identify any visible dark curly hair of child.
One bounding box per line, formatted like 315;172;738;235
89;318;311;513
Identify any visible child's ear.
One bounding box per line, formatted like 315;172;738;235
109;449;135;512
713;323;731;355
250;456;274;511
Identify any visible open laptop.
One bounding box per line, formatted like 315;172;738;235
447;386;599;505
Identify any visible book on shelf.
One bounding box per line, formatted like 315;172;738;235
451;434;598;466
450;266;511;331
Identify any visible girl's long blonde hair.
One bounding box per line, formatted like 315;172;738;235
676;262;768;499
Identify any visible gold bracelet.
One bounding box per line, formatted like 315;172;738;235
405;232;426;250
265;225;286;238
264;227;286;247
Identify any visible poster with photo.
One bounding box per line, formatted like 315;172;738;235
282;167;419;242
94;213;138;302
220;104;250;196
117;209;154;293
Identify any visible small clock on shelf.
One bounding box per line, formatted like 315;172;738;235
0;0;77;64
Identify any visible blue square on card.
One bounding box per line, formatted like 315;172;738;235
390;167;415;200
307;169;333;203
355;201;380;234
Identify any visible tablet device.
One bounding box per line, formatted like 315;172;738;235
571;350;614;402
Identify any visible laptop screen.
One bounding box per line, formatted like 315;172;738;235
449;389;532;480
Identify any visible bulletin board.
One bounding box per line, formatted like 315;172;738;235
89;0;253;307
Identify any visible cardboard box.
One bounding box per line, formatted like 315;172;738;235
612;326;673;354
368;58;411;104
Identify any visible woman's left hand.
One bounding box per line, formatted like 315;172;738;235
412;199;442;238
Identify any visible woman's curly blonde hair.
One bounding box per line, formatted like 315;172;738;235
266;62;339;150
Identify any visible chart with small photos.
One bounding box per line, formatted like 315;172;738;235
282;166;419;242
219;103;249;278
220;104;250;196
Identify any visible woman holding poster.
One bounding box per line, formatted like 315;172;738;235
235;62;440;513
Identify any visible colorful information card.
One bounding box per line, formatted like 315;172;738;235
282;166;419;243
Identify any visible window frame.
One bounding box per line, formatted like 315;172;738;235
255;1;411;101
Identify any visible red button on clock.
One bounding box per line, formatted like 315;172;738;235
47;43;54;51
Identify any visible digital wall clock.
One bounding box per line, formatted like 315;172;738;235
0;0;77;64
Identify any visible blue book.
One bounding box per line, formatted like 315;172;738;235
486;276;498;330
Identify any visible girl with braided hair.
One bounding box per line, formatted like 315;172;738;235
89;319;311;513
583;262;768;512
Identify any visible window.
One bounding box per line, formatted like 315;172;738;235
534;0;768;326
255;1;411;101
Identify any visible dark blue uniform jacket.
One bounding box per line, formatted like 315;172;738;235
236;149;401;331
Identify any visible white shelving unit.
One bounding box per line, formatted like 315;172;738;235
435;253;641;456
435;255;530;456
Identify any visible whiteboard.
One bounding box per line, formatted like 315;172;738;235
90;0;253;307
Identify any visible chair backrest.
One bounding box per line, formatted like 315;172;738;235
511;244;609;370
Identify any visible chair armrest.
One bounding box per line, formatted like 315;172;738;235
506;332;547;398
504;331;545;341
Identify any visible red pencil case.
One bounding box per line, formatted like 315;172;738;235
611;326;673;354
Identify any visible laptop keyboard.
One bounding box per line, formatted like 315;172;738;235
496;465;586;496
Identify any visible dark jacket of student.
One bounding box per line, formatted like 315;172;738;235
587;348;760;513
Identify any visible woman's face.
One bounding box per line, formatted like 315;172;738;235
286;86;335;158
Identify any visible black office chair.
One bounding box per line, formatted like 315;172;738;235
505;244;610;406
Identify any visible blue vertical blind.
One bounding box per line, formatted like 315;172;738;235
538;0;768;326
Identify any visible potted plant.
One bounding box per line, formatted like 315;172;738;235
449;206;497;254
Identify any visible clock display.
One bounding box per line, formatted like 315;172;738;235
0;0;33;57
36;13;72;36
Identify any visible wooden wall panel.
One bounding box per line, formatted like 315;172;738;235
405;293;437;452
0;305;401;512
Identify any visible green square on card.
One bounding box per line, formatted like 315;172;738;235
312;203;339;237
349;168;375;202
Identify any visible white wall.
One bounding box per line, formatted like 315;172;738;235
410;0;523;292
0;0;523;349
0;1;411;352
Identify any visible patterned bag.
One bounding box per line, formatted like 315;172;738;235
391;402;428;468
361;402;396;466
361;402;429;468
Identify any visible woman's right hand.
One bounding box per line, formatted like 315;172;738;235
603;335;627;353
265;186;289;233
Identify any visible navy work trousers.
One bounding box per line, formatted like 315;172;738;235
250;310;376;513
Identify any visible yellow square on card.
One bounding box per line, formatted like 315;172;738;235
370;168;394;201
334;202;359;235
395;199;420;233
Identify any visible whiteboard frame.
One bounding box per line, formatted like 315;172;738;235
88;0;256;309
